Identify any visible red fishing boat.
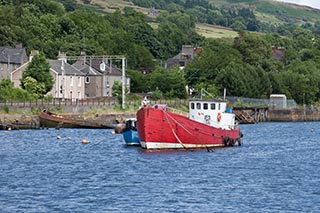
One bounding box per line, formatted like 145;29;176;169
136;99;243;149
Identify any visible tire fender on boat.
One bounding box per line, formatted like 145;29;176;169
224;136;230;146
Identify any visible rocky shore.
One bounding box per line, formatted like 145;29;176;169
0;112;136;130
0;114;39;130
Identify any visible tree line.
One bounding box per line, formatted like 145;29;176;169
0;0;320;105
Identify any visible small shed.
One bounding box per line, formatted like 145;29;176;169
270;94;287;109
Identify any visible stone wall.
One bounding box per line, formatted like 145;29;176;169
268;109;320;122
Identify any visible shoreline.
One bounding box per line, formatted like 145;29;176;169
0;112;136;130
2;108;320;130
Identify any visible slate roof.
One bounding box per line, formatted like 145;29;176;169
72;57;123;76
0;46;27;64
49;60;85;76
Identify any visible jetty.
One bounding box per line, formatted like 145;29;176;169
233;107;268;124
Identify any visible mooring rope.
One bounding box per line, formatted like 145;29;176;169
164;111;187;149
164;111;214;151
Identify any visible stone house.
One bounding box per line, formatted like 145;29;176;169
10;51;86;100
48;58;85;100
0;45;28;83
3;47;129;99
11;50;38;88
72;52;130;98
165;45;202;70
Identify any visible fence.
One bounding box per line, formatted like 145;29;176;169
0;96;297;112
0;97;190;113
226;96;297;109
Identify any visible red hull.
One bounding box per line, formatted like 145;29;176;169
137;107;241;149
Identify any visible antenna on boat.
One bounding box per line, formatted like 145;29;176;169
223;88;226;101
200;88;214;100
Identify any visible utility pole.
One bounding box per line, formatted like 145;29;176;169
61;57;65;100
122;57;126;110
7;55;10;79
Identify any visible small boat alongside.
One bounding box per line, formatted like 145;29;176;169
39;109;114;129
136;99;243;150
122;118;140;146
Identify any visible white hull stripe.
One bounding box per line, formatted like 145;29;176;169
140;141;224;149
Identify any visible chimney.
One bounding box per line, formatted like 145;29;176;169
29;50;39;62
57;51;67;61
80;51;86;64
16;42;23;49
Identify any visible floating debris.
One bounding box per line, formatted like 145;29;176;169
81;139;90;144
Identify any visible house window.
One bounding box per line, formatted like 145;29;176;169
70;76;73;87
78;77;81;87
85;76;90;84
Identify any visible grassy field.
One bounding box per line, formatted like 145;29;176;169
78;0;150;14
195;24;238;39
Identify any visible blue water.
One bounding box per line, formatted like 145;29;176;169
0;122;320;212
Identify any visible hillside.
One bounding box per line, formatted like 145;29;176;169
82;0;320;38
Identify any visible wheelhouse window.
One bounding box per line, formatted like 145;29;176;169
196;103;201;109
203;103;208;110
211;103;215;110
191;102;195;109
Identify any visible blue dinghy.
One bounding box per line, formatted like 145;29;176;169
123;118;140;146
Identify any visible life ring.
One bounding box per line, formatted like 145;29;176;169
224;137;234;147
217;112;222;122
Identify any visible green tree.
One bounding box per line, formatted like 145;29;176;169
21;76;46;99
0;79;30;100
127;70;150;93
112;81;129;103
233;32;273;66
149;67;187;99
21;53;53;95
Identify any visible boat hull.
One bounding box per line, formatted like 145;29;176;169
123;129;140;146
137;107;241;149
39;110;113;129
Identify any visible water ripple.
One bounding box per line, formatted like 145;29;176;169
0;123;320;212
